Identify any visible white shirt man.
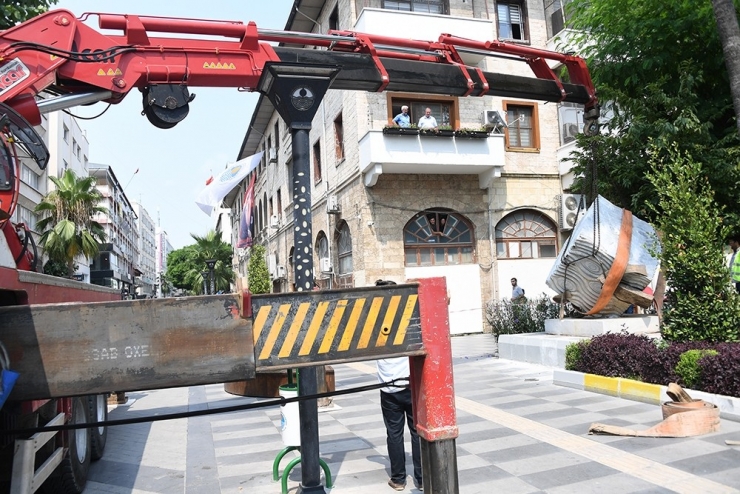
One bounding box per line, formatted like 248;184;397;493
418;107;438;130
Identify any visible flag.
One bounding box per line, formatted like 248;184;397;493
237;174;256;249
195;151;263;216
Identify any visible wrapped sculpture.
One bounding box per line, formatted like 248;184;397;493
546;196;661;316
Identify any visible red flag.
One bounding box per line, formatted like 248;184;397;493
236;174;256;249
205;175;214;186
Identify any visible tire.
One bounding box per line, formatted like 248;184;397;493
41;396;91;494
87;394;108;461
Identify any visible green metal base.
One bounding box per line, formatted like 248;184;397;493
272;446;332;494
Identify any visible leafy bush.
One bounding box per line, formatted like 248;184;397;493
566;333;740;397
485;294;559;338
569;332;659;380
647;146;740;342
698;344;740;398
675;349;718;389
565;340;589;371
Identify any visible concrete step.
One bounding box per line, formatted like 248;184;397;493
498;332;588;368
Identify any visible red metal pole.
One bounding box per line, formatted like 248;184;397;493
410;277;459;494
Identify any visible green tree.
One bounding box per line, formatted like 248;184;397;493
647;145;740;342
182;230;233;294
1;0;57;30
34;169;106;277
166;245;199;290
567;0;740;223
247;244;270;294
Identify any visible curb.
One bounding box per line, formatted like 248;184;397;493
553;368;740;422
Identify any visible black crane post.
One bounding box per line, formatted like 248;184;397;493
258;63;340;494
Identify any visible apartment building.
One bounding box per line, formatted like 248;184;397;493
89;164;139;295
133;202;157;297
155;226;174;298
229;0;580;333
14;110;94;279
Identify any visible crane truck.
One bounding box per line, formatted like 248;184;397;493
0;8;599;493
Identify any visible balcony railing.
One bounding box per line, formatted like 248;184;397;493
359;129;505;188
354;8;494;66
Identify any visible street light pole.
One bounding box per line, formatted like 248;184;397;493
205;259;217;295
201;271;209;295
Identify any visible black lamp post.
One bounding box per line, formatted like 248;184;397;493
205;259;217;295
258;62;339;494
201;271;210;295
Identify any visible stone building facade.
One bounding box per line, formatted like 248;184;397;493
228;0;580;333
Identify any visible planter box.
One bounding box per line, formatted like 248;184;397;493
382;127;418;136
454;130;489;139
224;366;335;398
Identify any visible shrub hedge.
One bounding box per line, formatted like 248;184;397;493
566;332;740;398
485;295;559;338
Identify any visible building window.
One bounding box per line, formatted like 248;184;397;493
316;232;329;268
383;0;448;14
336;221;353;274
334;113;344;162
403;209;475;266
313;141;322;184
497;1;527;41
544;0;572;39
21;164;39;189
76;145;81;159
276;188;282;221
18;205;37;231
495;210;557;259
329;5;339;30
274;122;280;152
388;94;456;128
503;101;539;151
63;125;69;142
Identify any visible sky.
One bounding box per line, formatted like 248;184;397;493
53;0;295;248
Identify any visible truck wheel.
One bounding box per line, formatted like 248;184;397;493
41;396;91;494
87;394;108;461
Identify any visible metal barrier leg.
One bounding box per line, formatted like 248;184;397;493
273;446;300;481
411;277;460;494
279;453;332;494
281;457;302;494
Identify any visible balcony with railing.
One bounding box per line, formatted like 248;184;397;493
359;129;505;188
354;8;494;66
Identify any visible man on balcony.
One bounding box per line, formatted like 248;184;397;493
418;107;438;131
393;105;411;128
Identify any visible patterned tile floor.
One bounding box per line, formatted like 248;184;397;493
85;334;740;494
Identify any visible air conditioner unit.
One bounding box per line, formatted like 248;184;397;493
270;214;279;228
268;147;277;163
483;110;508;132
319;257;332;273
560;194;586;230
267;253;277;278
562;123;580;144
275;265;286;280
327;194;341;215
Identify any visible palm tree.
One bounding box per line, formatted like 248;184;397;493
189;229;234;294
35;169;107;277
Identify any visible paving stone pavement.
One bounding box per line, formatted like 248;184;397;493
84;334;740;494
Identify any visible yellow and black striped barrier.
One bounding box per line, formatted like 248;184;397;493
251;284;424;369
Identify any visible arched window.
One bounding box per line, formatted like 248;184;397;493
316;231;329;262
403;209;475;266
336;221;352;274
495;209;557;259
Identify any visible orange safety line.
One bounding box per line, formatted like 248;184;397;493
586;210;633;315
